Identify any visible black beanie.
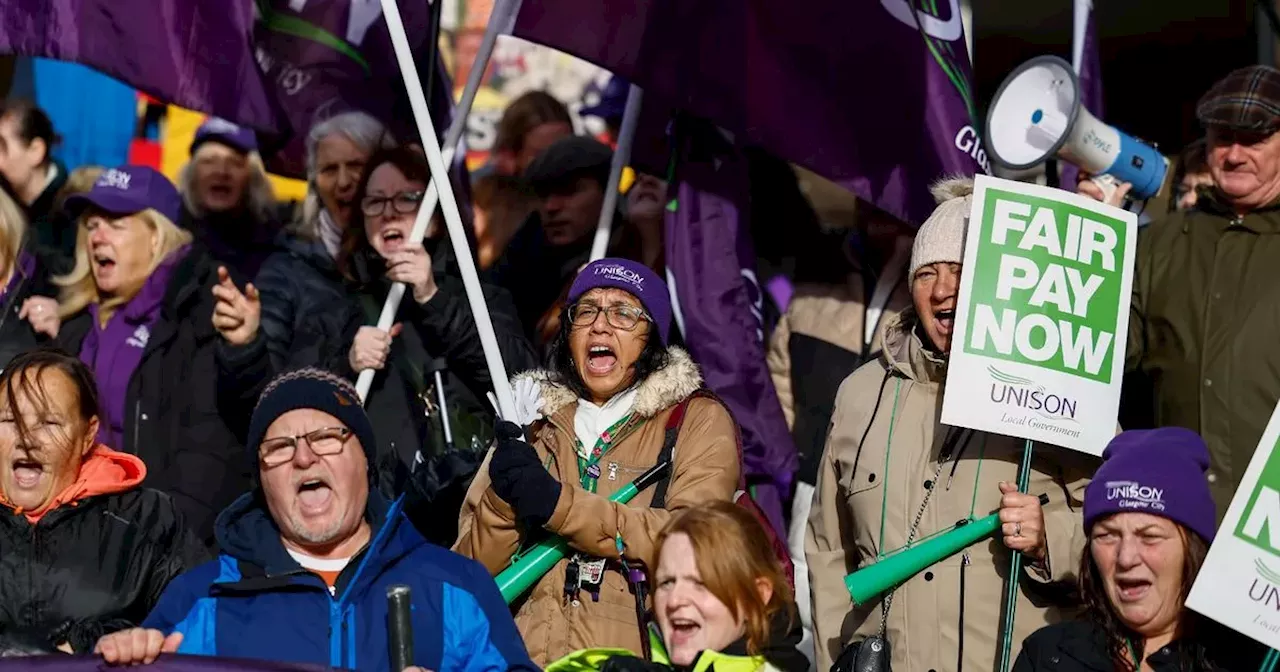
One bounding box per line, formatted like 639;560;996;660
245;368;378;480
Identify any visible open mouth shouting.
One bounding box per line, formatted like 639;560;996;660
585;343;618;376
1114;576;1152;603
295;475;334;515
379;227;407;252
934;308;956;335
10;454;44;491
666;617;702;648
92;249;117;280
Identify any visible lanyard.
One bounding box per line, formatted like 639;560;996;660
575;414;632;492
874;379;989;561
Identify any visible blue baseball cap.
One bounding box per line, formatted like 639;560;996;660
580;76;630;123
190;117;258;154
66;165;182;224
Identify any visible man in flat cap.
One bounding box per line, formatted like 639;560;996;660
488;136;632;345
1087;65;1280;515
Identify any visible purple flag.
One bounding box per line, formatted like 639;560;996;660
252;0;457;177
0;0;276;131
514;0;985;225
0;0;456;179
1061;0;1104;189
664;121;796;534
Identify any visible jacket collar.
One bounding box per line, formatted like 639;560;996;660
881;309;946;384
1192;191;1280;233
514;346;703;422
213;488;417;580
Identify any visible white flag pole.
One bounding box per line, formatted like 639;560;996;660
365;0;516;420
588;84;644;261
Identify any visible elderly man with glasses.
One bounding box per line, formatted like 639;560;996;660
96;368;536;672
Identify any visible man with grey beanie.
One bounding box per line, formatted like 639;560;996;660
806;177;1094;672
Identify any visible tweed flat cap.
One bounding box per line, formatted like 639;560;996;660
1197;65;1280;132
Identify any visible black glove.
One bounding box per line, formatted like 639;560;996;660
489;421;562;529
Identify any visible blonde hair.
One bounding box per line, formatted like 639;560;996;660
52;166;105;214
655;502;795;656
177;144;277;222
54;208;193;320
0;187;28;279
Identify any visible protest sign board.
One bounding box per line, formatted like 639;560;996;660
939;175;1137;456
1189;402;1280;649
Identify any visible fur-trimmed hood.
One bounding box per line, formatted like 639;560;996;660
514;347;703;421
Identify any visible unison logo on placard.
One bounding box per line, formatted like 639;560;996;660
964;189;1126;385
987;366;1082;440
1235;440;1280;559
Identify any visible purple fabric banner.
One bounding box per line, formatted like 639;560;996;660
664;121;796;535
0;0;276;131
1062;0;1104;189
0;0;456;179
514;0;985;225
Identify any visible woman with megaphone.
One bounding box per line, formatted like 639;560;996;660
805;177;1096;672
1014;428;1265;671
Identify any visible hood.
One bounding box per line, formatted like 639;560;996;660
880;309;946;384
515;346;703;421
0;444;145;524
213;488;408;577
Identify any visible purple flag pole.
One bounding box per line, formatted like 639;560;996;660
664;121;796;535
1061;0;1104;189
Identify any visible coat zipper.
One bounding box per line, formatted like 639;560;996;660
957;552;969;672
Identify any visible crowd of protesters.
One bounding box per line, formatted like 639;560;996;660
0;60;1271;672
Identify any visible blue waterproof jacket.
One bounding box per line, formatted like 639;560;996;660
142;491;535;672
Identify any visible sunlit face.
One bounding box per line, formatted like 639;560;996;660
569;288;651;404
1206;125;1280;210
84;211;158;299
540;176;604;247
911;262;961;353
260;409;369;550
0;368;98;512
627;173;667;222
1091;513;1187;638
655;533;747;666
191;143;251;213
0;114;44;198
313;134;370;229
362;163;425;259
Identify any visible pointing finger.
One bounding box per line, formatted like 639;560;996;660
245;283;260;303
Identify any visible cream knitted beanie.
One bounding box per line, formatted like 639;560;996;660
909;176;975;279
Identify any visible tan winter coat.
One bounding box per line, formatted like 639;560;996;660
805;311;1096;672
454;348;741;666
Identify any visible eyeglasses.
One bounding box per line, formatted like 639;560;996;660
360;190;425;217
568;303;650;331
259;427;352;467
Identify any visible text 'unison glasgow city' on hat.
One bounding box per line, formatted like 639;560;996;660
567;258;672;345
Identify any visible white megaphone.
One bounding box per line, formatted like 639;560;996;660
986;55;1168;200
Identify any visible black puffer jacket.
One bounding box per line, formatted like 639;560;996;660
1014;619;1266;672
0;459;206;653
179;205;283;283
0;245;57;370
219;236;537;493
253;232;347;371
55;246;251;547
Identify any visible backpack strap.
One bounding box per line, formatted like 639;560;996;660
649;396;695;509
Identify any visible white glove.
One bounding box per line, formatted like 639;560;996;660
509;378;544;426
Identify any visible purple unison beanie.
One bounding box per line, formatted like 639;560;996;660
567;258;671;345
1084;427;1217;543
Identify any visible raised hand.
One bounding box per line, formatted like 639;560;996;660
18;296;60;338
211;266;261;346
349;323;403;372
